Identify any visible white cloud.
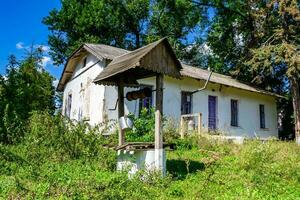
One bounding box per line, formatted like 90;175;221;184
52;79;59;88
40;56;53;67
16;42;50;53
34;45;50;52
16;42;25;49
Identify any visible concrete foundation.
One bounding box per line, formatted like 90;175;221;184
117;149;166;176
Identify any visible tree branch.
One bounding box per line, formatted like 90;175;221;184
191;0;247;19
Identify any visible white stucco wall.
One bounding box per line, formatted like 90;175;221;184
62;54;106;125
62;53;278;138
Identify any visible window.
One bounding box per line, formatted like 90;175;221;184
83;57;87;68
208;96;217;130
139;85;153;113
259;104;266;129
231;99;238;127
181;92;192;114
66;94;72;118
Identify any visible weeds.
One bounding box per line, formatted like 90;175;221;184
1;113;300;199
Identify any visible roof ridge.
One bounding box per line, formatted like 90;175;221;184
84;43;130;52
108;38;166;65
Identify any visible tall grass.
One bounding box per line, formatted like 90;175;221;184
1;112;300;199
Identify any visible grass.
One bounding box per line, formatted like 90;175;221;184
1;137;300;199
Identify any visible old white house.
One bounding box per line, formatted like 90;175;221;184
57;39;280;138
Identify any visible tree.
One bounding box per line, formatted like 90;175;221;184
43;0;150;65
0;48;56;144
43;0;205;65
245;0;300;143
193;0;296;138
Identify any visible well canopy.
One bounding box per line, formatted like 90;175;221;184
93;38;182;86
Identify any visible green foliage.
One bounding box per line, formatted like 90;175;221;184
0;50;55;144
43;0;206;65
125;108;179;143
126;108;156;142
1;133;300;199
26;111;116;166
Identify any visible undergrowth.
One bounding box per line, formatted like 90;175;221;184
1;112;300;199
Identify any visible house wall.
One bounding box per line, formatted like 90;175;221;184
62;54;106;126
124;76;278;138
62;53;278;138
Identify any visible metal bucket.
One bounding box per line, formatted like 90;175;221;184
119;116;133;131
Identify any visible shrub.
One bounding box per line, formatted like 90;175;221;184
126;108;180;143
25;111;116;169
126;108;156;142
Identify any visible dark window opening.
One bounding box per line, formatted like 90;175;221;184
208;95;217;130
231;99;238;127
260;104;266;129
66;94;72;118
139;85;153;113
83;57;87;68
181;92;192;114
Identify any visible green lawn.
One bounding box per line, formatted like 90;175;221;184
1;139;300;199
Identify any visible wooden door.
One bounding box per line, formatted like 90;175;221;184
208;96;217;130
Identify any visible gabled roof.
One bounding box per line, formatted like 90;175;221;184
57;44;129;91
57;39;281;98
93;38;182;85
84;43;129;60
181;64;282;98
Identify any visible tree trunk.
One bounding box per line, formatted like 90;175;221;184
290;78;300;144
135;31;140;49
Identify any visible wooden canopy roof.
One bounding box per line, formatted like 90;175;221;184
93;38;182;86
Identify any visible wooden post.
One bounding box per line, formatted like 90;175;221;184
198;113;202;136
118;81;125;146
155;73;164;175
180;116;184;138
155;74;163;149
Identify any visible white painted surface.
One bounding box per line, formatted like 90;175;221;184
62;54;106;125
117;149;166;176
62;53;278;138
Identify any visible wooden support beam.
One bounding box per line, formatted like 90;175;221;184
118;81;125;146
198;113;202;136
155;74;163;149
180;116;185;139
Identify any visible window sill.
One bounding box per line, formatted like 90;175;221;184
230;125;242;129
260;128;269;131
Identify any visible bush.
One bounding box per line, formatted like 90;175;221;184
126;108;180;143
25;111;116;169
126;108;156;142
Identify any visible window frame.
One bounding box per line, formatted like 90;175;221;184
259;104;266;129
230;99;239;127
181;91;193;115
66;93;72;118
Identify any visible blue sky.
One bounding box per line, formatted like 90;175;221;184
0;0;61;79
0;1;214;81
